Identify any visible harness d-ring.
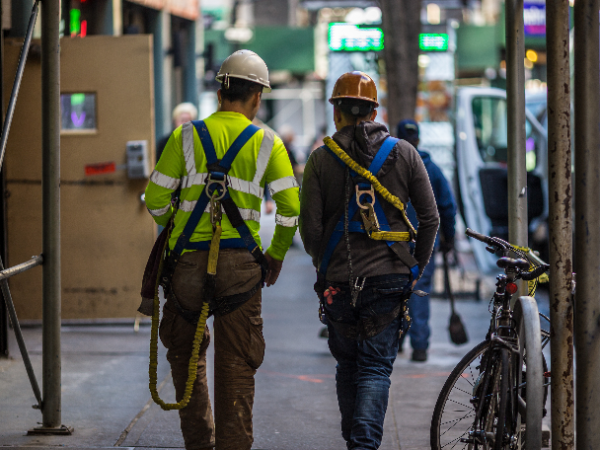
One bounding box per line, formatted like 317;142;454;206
355;185;375;210
205;173;227;201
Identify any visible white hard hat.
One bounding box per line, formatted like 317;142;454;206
216;49;271;93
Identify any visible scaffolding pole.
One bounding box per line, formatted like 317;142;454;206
574;0;600;448
546;1;575;449
505;0;528;296
29;0;71;435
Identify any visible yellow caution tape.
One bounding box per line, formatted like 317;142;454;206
148;228;210;411
324;137;417;237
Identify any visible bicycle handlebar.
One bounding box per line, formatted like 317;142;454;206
465;228;493;245
465;228;550;280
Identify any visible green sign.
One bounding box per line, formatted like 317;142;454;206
328;23;384;52
328;25;449;53
419;33;449;51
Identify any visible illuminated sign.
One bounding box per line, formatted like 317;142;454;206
329;25;450;53
524;0;546;36
60;93;97;132
69;8;87;37
328;24;384;52
419;33;449;52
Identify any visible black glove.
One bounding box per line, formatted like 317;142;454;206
439;236;455;255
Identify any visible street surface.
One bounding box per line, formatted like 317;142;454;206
0;215;549;449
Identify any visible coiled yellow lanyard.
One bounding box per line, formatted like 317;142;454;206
148;209;220;410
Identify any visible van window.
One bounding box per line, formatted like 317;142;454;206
472;96;540;171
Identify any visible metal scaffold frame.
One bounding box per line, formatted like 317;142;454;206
506;0;600;448
0;0;70;435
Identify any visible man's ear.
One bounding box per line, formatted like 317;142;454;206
370;110;378;121
333;107;342;124
252;91;262;109
217;89;222;104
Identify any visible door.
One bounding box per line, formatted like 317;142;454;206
455;87;547;272
4;35;155;320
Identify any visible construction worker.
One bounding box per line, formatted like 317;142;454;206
145;50;300;450
299;72;439;450
397;119;457;362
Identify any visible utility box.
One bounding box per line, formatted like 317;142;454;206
126;140;150;179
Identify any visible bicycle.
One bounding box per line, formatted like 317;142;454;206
430;228;550;450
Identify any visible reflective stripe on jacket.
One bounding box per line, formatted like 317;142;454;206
145;111;300;261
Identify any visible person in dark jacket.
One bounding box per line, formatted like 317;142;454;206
397;119;457;362
300;72;439;450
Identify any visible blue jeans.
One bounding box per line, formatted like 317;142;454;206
407;254;435;351
324;274;409;450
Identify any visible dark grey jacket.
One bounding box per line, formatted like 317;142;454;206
299;121;439;282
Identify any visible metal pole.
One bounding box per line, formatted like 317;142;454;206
41;0;62;430
505;0;528;295
0;257;43;408
0;255;43;281
0;1;39;172
0;0;8;359
574;0;600;449
546;1;575;448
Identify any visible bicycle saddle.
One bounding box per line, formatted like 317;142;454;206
496;257;530;270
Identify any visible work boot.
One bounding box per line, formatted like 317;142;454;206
411;349;427;362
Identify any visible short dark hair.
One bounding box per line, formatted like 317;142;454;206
220;77;263;103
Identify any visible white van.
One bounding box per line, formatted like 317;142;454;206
455;87;548;272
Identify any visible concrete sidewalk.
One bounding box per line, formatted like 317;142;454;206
0;241;503;450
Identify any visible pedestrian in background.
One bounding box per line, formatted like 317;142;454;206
397;119;457;362
156;102;199;160
300;72;439;450
145;50;300;450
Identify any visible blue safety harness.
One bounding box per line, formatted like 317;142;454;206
318;136;419;282
162;121;269;322
171;120;265;257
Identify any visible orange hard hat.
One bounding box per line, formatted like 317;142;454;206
329;71;379;107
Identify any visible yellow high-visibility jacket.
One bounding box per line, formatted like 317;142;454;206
145;111;300;261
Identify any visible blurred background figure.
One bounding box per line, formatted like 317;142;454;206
265;124;301;215
156;102;199;160
397;119;457;362
278;124;300;173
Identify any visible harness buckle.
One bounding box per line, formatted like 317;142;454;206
205;172;227;201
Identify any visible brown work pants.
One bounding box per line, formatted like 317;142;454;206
159;249;265;450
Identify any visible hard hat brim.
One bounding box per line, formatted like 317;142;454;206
215;73;271;93
329;95;379;108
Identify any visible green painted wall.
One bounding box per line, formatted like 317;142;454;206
456;25;500;71
204;27;315;73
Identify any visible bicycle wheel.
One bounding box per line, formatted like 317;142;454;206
512;296;544;450
430;340;489;450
